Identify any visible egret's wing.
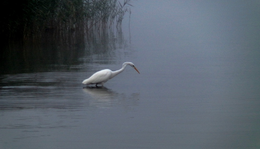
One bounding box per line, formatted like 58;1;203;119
87;69;112;84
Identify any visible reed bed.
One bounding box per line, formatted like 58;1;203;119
2;0;131;40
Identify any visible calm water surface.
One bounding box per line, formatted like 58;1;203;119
1;1;260;149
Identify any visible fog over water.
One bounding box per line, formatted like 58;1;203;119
1;1;260;149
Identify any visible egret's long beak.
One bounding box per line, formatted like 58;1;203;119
133;66;140;74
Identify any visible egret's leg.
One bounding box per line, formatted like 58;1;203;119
95;83;103;88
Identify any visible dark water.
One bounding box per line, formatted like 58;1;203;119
1;1;260;149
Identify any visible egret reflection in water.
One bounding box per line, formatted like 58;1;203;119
82;87;140;108
83;87;117;100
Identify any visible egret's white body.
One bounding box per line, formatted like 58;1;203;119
82;62;140;87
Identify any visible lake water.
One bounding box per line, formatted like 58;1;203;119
1;1;260;149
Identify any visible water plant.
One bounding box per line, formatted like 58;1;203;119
2;0;132;39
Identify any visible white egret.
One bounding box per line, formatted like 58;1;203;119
82;62;140;87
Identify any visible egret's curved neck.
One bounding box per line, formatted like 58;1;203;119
110;64;128;79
